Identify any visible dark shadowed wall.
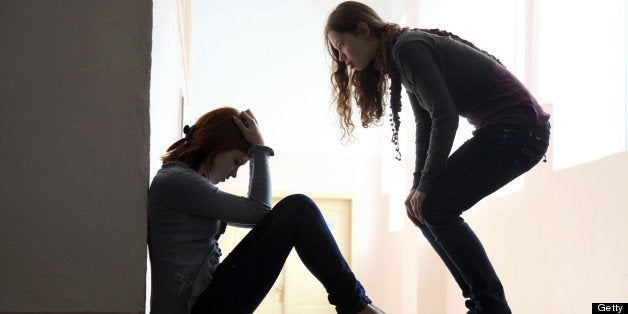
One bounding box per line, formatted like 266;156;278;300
0;1;152;312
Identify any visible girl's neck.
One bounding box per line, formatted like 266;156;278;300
373;24;407;76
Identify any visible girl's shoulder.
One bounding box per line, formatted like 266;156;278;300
392;30;437;56
149;161;218;205
395;29;436;45
392;30;437;66
151;161;205;189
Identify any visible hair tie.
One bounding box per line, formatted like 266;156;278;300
183;124;197;141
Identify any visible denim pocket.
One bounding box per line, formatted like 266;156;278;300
515;129;549;171
472;124;514;146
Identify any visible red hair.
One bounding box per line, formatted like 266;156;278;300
161;107;251;170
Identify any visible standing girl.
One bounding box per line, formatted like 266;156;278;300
325;2;550;313
148;107;384;313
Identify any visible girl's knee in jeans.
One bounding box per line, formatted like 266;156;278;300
274;194;319;215
422;193;460;226
281;193;312;204
421;194;441;225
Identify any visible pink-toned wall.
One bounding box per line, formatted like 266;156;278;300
364;107;628;313
467;151;628;314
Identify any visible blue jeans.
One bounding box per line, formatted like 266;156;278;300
419;123;550;314
191;194;371;314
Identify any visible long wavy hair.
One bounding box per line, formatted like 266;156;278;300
161;107;251;170
325;1;502;159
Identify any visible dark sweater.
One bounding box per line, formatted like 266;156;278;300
391;29;549;192
148;145;274;313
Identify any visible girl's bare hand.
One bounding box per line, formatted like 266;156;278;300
233;109;265;146
405;188;427;227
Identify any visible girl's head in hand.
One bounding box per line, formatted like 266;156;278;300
162;107;251;184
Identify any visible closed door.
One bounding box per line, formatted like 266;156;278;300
218;197;353;313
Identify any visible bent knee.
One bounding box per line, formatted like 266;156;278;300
277;194;314;205
274;194;317;212
283;194;312;203
422;194;461;226
421;199;439;225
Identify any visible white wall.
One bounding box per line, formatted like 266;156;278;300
148;1;193;312
181;1;628;313
186;1;413;311
150;1;190;180
0;1;152;312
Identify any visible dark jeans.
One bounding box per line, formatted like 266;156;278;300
191;194;371;314
419;123;550;314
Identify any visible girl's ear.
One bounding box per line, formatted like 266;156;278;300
356;21;371;37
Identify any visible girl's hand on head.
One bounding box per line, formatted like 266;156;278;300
233;109;265;146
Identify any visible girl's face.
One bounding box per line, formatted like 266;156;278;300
198;149;248;185
327;23;378;71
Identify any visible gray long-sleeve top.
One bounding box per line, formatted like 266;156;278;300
392;30;549;193
147;145;274;314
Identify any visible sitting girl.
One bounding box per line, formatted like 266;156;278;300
148;107;384;314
